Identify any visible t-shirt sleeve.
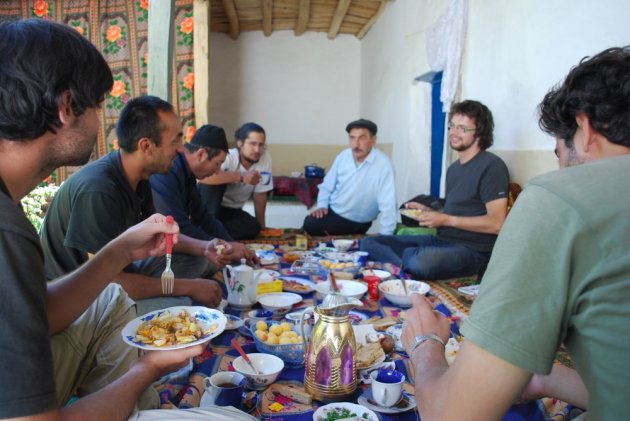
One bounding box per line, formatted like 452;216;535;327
479;157;510;203
64;190;131;254
462;186;575;374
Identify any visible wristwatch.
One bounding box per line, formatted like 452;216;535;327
409;333;446;355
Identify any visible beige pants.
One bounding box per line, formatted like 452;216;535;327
50;284;158;409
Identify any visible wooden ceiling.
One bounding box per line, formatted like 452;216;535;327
210;0;392;40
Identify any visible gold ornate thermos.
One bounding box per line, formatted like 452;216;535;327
300;297;362;401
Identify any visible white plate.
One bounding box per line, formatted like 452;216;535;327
458;284;481;296
254;269;280;283
280;276;316;294
224;314;245;330
357;389;417;414
313;402;379;421
322;251;355;262
257;292;303;310
121;306;227;351
348;310;368;325
246;243;275;251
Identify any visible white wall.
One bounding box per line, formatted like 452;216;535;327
361;0;630;192
209;31;361;145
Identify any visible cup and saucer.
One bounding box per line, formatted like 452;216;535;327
199;371;259;413
357;369;416;414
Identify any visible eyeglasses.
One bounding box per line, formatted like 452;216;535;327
447;122;476;134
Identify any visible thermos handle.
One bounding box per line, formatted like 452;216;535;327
300;306;315;355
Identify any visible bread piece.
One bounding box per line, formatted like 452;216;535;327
270;383;313;405
372;316;398;331
355;342;385;369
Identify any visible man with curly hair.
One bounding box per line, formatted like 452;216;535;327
402;47;630;420
362;100;510;280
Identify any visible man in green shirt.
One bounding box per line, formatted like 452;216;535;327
402;46;630;420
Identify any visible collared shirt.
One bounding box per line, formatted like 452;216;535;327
150;152;232;241
220;148;273;209
316;147;397;235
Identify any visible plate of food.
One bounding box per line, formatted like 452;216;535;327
313;402;379;421
348;310;368;325
254;269;281;283
355;341;386;370
281;276;316;294
399;208;425;219
122;306;226;350
321;251;355;262
246;243;275;252
224;314;245;330
259;228;284;238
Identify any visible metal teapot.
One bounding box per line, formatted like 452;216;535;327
300;293;362;401
223;259;258;309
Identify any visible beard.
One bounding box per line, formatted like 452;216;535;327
450;137;476;152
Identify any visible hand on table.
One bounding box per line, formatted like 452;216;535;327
309;207;328;218
401;294;450;354
177;278;223;308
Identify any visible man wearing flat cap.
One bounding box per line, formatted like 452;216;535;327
41;96;234;314
198;122;273;240
303;118;398;236
150;124;257;267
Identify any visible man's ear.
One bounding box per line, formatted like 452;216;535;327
138;137;153;154
236;139;243;149
57;91;75;125
195;148;207;162
575;113;596;151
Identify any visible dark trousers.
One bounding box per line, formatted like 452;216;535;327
302;207;371;236
197;183;261;240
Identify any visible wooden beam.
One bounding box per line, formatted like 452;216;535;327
327;0;351;40
147;0;174;101
221;0;240;40
356;0;387;39
262;0;273;37
193;0;210;126
294;0;310;36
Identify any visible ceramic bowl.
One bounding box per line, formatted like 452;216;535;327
316;279;367;300
332;239;354;252
378;279;430;307
257;292;302;317
362;268;391;281
232;353;284;390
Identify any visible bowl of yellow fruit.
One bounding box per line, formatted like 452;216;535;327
251;320;305;367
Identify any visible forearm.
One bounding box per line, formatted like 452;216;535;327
410;341;453;419
442;213;504;234
173;234;210;257
537;364;588;409
47;238;133;334
253;193;267;228
60;360;160;421
199;170;240;186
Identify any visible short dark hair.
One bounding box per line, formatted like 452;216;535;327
449;100;494;150
346;119;377;136
183;142;224;160
116;96;174;152
538;46;630;148
0;19;113;140
235;122;265;142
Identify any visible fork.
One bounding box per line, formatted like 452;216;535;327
161;215;175;295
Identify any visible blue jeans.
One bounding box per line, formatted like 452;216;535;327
360;235;490;280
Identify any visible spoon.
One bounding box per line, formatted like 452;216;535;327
231;338;261;375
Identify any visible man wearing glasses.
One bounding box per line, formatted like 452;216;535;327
198;122;272;240
361;100;509;280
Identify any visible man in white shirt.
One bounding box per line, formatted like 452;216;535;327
198;122;273;240
303;119;397;236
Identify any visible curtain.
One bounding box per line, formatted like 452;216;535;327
0;0;196;182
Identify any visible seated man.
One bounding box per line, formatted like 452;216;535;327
197;122;273;240
40;96;233;314
150;124;256;263
401;46;630;421
302;119;397;236
361;101;509;280
0;18;204;419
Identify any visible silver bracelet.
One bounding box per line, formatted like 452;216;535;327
409;333;446;355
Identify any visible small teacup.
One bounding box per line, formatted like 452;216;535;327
259;171;272;185
370;369;405;407
203;371;245;407
285;311;312;337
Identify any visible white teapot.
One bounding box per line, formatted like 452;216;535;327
223;259;258;309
